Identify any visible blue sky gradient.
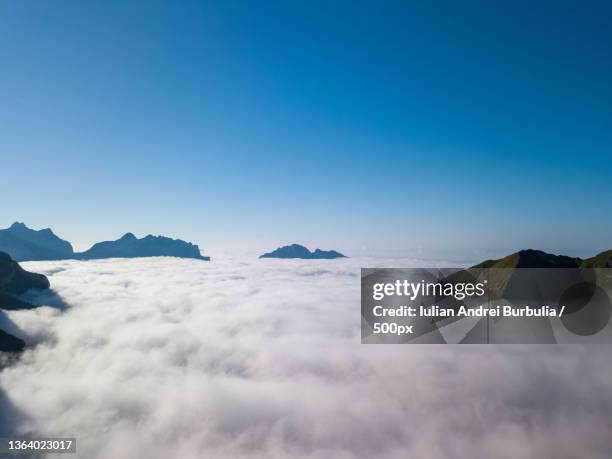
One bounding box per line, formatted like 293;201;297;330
1;1;611;258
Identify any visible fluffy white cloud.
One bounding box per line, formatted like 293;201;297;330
0;257;611;458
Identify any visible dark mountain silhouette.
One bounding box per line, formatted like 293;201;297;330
259;244;346;259
0;222;74;261
468;250;585;303
432;249;612;343
0;251;50;352
77;233;210;260
444;249;608;308
0;223;210;261
473;249;581;269
469;248;612;270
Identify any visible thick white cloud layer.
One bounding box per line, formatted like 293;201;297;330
1;257;611;459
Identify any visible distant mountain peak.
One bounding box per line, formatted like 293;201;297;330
0;222;210;262
260;244;346;259
78;232;210;261
0;222;74;261
8;222;56;234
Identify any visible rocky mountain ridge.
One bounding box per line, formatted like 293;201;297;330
0;223;210;261
259;244;346;259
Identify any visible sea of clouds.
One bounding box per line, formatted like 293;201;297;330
0;256;611;459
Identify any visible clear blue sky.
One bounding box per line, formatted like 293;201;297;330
1;1;611;258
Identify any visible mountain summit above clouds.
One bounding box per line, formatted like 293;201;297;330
473;248;612;269
0;222;74;261
0;223;210;261
77;232;210;261
259;244;346;259
442;248;612;315
473;249;582;269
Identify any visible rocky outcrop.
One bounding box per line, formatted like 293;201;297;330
0;330;25;353
0;222;74;261
0;222;211;262
0;251;50;353
0;251;50;294
259;244;346;259
77;233;210;261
